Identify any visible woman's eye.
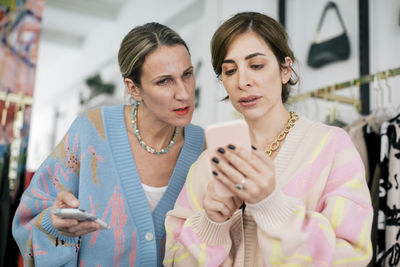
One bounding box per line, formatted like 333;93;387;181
251;64;264;70
224;69;236;76
157;78;170;85
183;71;193;78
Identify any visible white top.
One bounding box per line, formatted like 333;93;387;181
141;183;168;212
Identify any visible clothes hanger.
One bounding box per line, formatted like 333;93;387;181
324;85;347;127
1;92;10;127
382;70;399;117
371;74;392;125
349;79;362;114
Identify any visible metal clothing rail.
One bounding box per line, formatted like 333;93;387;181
287;66;400;112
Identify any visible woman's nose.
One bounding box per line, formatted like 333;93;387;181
175;80;191;100
238;68;252;90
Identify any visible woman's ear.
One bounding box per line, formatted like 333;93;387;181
124;78;142;102
281;57;293;84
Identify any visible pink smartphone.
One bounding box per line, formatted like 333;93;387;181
205;120;251;197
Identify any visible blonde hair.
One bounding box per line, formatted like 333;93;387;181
118;22;189;87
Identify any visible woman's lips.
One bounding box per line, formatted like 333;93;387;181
173;106;190;115
239;96;261;107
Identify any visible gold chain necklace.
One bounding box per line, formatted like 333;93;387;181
265;112;299;156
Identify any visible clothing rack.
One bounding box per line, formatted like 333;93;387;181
0;92;34;106
0;92;33;126
287;66;400;112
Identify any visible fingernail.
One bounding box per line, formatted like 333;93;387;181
212;171;218;176
251;145;257;150
228;144;236;150
212;157;219;164
217;147;225;154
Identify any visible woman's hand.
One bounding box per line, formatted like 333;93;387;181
203;181;243;223
50;191;100;237
211;145;276;204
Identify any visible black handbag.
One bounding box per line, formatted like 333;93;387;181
307;2;350;68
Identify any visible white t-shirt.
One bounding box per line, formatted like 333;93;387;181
141;183;168;212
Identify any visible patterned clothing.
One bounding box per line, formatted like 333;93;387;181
164;116;373;266
376;114;400;266
12;105;204;267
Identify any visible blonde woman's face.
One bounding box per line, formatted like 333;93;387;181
221;31;291;121
131;45;195;127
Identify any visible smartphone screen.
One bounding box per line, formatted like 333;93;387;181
205;120;251;197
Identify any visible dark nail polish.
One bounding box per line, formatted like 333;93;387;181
212;157;219;164
251;145;257;150
217;147;225;154
228;144;236;150
212;171;218;176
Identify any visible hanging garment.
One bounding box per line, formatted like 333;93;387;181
344;117;370;183
383;115;400;267
3;147;27;267
375;114;400;266
364;123;382;188
0;145;10;267
362;116;382;267
376;121;389;266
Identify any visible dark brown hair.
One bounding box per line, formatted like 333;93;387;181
118;22;189;87
211;12;298;103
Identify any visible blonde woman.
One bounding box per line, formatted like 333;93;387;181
13;22;204;266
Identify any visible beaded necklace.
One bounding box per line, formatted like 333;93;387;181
264;111;298;156
131;102;180;154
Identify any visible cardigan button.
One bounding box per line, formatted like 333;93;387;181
145;232;154;241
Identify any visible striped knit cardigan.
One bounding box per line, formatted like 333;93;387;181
164;116;373;266
12;105;204;267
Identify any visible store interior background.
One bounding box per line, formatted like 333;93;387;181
28;0;400;171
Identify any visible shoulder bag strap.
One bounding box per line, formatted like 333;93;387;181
313;1;348;43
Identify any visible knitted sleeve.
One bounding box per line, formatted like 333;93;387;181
12;115;83;267
246;127;373;266
163;152;235;267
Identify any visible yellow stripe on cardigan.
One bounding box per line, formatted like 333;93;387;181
333;221;372;265
310;130;332;163
270;240;312;266
318;223;336;238
198;243;206;267
165;225;185;252
331;197;345;230
163;252;190;264
309;213;335;237
164;223;189;263
187;163;202;211
343;178;362;189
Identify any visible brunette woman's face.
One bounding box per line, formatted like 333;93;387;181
126;44;195;127
220;31;291;121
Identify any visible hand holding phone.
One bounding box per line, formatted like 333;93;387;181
205;119;252;197
52;208;110;230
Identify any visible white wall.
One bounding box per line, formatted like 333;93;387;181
286;0;400;123
27;0;400;170
286;0;360;123
370;0;400;111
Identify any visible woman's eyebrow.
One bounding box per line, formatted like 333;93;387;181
245;52;266;60
222;52;266;64
222;59;235;64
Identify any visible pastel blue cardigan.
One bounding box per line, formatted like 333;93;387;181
12;105;204;266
